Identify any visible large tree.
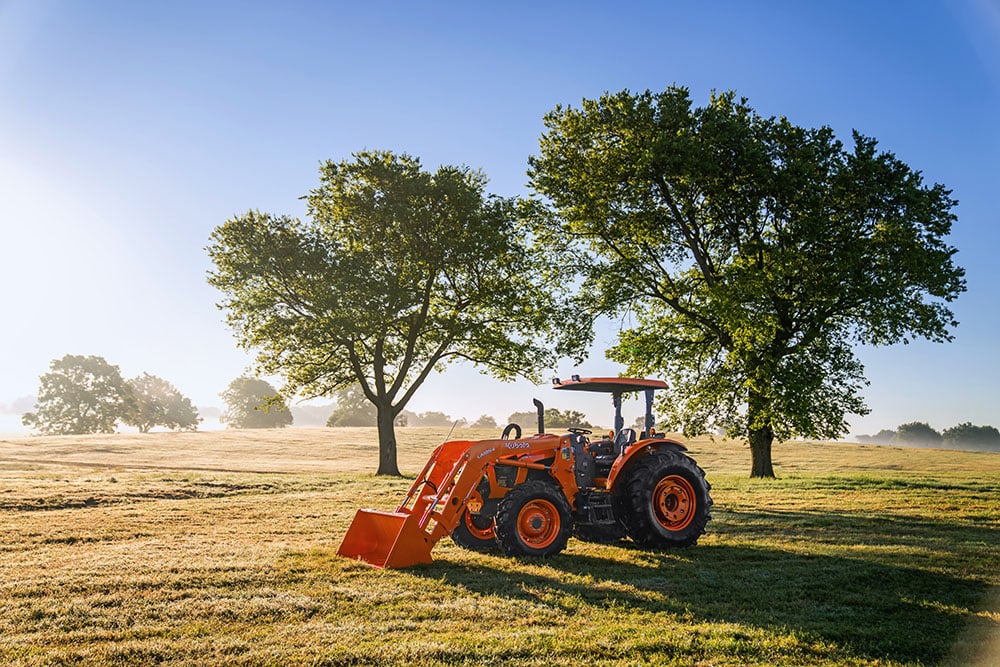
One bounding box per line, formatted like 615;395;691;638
22;354;133;435
208;150;582;475
219;376;293;429
124;372;201;433
528;87;965;477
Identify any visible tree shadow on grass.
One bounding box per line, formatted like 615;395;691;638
413;509;996;665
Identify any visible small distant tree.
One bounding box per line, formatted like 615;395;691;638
470;414;498;429
507;410;540;428
544;408;595;429
857;429;895;444
22;354;133;435
220;377;292;429
506;408;593;430
124;373;200;433
410;411;459;427
326;386;377;427
894;422;942;446
942;422;1000;449
870;429;897;444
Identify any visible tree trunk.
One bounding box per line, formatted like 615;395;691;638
375;401;401;476
746;382;777;478
749;426;776;478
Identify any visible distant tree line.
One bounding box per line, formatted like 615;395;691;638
20;355;297;435
22;354;200;435
858;421;1000;451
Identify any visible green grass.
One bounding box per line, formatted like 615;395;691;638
0;428;996;665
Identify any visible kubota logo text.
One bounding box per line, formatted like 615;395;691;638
505;441;530;449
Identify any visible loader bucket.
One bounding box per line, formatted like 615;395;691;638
337;508;434;569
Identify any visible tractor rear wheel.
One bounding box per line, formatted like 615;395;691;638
451;509;498;552
621;450;712;548
495;480;573;558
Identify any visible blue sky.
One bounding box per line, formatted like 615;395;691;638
1;0;998;435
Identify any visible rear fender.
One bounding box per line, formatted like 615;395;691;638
605;438;688;490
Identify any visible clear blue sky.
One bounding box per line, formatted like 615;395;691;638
1;0;998;435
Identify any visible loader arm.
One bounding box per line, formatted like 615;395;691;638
338;433;569;568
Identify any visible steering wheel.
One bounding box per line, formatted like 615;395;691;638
567;427;592;436
501;423;522;440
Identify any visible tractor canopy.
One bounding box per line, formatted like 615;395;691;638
553;376;667;435
552;377;667;393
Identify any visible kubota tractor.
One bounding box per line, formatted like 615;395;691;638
338;376;712;568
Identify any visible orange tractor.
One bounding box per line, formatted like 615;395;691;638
338;376;712;568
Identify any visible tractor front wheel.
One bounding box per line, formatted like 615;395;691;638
451;509;498;552
621;451;712;548
495;480;573;558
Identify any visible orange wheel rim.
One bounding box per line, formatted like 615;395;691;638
516;499;560;548
464;511;495;540
652;475;696;531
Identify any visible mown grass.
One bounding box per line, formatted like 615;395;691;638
0;428;996;665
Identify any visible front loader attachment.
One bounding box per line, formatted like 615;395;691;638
336;439;475;568
336;433;564;568
337;508;434;569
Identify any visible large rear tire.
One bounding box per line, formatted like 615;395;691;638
620;451;712;548
451;509;498;552
495;480;573;558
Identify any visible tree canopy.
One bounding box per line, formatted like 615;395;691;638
469;414;498;429
124;372;201;433
507;408;595;431
208;150;583;475
326;385;376;427
219;377;293;429
894;421;943;446
528;86;965;477
22;354;133;435
942;422;1000;449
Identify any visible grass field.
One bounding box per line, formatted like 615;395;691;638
0;427;997;666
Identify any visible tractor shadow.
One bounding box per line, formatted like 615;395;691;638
415;508;996;665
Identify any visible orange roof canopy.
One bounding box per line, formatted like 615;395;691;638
552;377;667;393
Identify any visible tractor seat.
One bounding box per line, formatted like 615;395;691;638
614;428;637;455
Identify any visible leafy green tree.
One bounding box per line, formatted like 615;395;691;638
124;372;200;433
941;422;1000;449
507;408;594;431
326;386;376;427
208;151;582;475
410;411;460;427
858;429;897;445
528;86;965;477
470;414;498;429
894;422;942;446
544;408;595;429
22;354;133;435
219;377;292;429
507;410;540;429
872;429;897;445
